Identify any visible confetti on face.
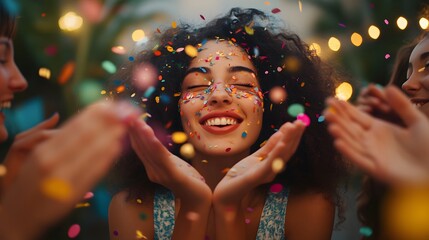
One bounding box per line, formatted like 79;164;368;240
225;147;231;152
180;143;195;159
241;131;248;138
41;178;72;201
67;224;81;238
359;227;373;237
269;183;283;193
271;158;285;173
172;131;188;144
296;113;310;126
269;86;287;104
287;103;305;117
185;45;198;57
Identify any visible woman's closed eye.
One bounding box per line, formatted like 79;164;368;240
187;84;210;90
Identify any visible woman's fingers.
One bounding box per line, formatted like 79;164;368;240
15;113;60;139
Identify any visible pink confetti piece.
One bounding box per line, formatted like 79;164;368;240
83;192;94;200
297;113;310;126
384;19;389;25
385;54;391;59
271;8;281;14
270;183;283;193
338;23;346;28
68;224;81;238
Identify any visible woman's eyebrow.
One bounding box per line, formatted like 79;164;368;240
184;67;211;77
228;66;257;76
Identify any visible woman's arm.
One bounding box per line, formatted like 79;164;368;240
285;191;335;240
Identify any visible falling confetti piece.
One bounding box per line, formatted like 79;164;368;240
68;224;81;238
153;50;161;56
264;1;270;5
244;25;254;35
272;158;285;173
338;23;346;28
384;19;389;25
185;45;198;57
359;227;373;237
111;46;126;55
75;202;90;208
172;132;188;144
200;14;205;20
296;113;311;126
58;61;75;84
39;68;51;79
385;54;391;59
317;115;325;122
287;103;305;117
298;0;303;12
137;198;142;204
136;230;148;239
41;178;72;201
271;8;281;14
180;143;195;159
270;183;283;193
202;160;208;163
171;21;177;28
129;56;135;61
102;60;117;74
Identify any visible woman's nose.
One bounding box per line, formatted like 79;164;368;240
207;83;233;106
8;63;28;92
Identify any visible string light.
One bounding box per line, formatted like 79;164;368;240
58;12;83;31
419;17;429;30
328;37;341;52
350;32;363;47
368;25;381;39
396;16;408;30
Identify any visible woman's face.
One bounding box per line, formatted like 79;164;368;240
179;40;263;157
0;36;28;141
403;37;429;118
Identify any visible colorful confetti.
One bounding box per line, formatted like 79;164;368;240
185;45;198;57
287;103;305;117
58;61;75;85
41;178;72;201
296;113;310;126
67;224;81;238
269;86;287;104
180;143;195;159
200;14;205;20
359;227;373;237
271;8;281;14
172;131;188;144
269;183;283;193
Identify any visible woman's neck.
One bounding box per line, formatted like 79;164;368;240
191;150;250;191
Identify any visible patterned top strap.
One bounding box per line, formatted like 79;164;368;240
256;187;289;240
153;187;175;240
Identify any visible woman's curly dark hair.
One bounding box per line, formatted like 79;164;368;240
0;2;17;39
108;7;348;225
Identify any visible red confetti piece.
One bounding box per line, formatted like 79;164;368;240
154;50;161;56
270;183;283;193
225;148;231;152
68;224;81;238
58;61;75;85
83;192;94;200
200;14;205;20
157;28;161;33
271;8;281;14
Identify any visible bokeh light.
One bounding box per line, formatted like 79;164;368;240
419;17;429;30
309;42;322;56
368;25;381;39
328;37;341;52
350;32;363;47
335;82;353;101
58;12;83;31
132;29;145;42
38;68;51;79
132;62;158;91
396;16;408;30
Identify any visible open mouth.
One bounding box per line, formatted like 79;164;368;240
199;113;243;133
0;101;11;112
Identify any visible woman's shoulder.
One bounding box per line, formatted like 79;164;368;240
284;190;335;240
109;190;155;239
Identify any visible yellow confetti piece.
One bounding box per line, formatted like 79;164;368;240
299;0;303;12
0;164;7;177
38;67;51;79
166;46;174;52
202;160;208;163
264;1;270;5
41;178;72;202
272;158;285;173
244;25;254;35
136;230;148;239
171;21;177;28
418;67;426;73
136;198;142;204
180;143;195;159
185;45;198;57
100;90;107;95
172;131;188;144
75;202;90;208
155;96;160;103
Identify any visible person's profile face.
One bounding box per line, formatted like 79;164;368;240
403;37;429;118
0;36;28;141
179;40;263;157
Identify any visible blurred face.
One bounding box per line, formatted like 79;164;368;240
179;40;263;157
0;37;28;141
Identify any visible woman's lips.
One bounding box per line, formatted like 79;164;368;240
201;123;240;134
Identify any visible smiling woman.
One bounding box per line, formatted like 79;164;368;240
108;7;347;240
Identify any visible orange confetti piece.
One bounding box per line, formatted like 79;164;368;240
116;85;125;93
58;61;75;84
154;50;161;56
171;21;177;28
221;168;231;174
41;178;72;201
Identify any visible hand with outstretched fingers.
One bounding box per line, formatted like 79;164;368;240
129;118;212;240
212;120;306;240
1;113;59;193
0;101;140;240
324;86;429;185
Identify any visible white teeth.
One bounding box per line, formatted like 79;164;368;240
0;101;11;110
204;117;238;126
413;102;425;108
